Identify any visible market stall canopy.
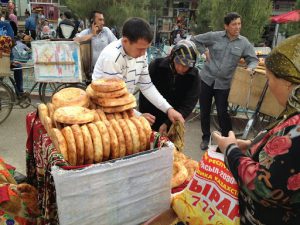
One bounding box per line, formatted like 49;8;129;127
271;10;300;23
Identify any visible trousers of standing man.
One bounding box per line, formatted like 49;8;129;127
199;80;232;142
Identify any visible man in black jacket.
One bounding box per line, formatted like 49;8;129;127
139;40;200;134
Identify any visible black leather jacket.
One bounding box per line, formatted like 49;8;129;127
139;57;200;131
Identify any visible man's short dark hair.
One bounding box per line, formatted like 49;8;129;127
89;10;104;23
224;12;241;25
122;17;153;43
64;11;72;19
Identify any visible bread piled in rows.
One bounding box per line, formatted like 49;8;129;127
87;78;136;113
172;150;198;188
37;83;152;166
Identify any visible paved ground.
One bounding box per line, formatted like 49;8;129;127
0;100;206;175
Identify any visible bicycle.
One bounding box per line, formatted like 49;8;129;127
0;64;53;124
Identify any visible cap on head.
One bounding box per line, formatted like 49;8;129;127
171;39;198;68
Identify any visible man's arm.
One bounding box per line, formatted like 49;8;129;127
190;31;214;54
243;42;259;69
74;28;94;42
139;60;184;123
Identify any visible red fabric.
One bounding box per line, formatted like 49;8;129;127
0;185;10;203
26;111;68;224
271;10;300;23
4;163;15;171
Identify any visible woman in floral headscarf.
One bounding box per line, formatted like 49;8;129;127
213;34;300;225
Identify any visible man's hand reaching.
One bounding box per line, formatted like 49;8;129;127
167;108;184;123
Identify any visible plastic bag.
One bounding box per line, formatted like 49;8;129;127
172;145;240;225
168;121;185;152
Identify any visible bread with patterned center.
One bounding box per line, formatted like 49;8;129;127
86;84;128;98
91;78;126;92
52;87;89;108
53;106;95;124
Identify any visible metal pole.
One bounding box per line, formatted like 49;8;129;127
272;23;279;48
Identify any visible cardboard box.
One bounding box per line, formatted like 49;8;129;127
31;40;87;83
51;145;174;225
228;67;284;117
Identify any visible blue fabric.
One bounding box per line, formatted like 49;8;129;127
25;14;37;31
0;21;14;38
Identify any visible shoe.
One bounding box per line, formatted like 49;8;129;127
200;140;209;151
19;91;29;97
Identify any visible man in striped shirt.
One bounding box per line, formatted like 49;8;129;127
93;17;184;125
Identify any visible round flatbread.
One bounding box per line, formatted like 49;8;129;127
104;120;119;159
126;109;135;117
102;101;137;113
51;128;68;162
53;106;95;124
87;123;103;163
81;125;94;164
71;124;85;165
61;126;77;166
172;162;188;188
118;119;134;155
106;113;115;121
93;110;100;122
46;102;56;126
94;121;110;160
91;78;126;92
138;116;152;150
174;150;187;163
114;112;123;120
97;94;135;107
110;119;126;157
38;103;48;126
184;159;198;181
96;109;107;121
52;87;89;108
130;117;147;152
44;116;53;134
121;111;129;119
87;84;128;98
125;119;140;154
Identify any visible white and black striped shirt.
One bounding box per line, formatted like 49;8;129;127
93;39;172;113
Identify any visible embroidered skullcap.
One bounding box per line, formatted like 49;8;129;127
265;34;300;84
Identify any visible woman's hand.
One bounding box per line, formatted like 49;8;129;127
212;131;237;154
236;139;251;154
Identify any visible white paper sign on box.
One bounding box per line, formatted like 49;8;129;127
51;145;174;225
31;40;83;83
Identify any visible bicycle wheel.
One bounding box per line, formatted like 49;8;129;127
39;82;62;103
0;82;15;124
211;101;251;136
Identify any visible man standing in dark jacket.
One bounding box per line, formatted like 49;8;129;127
139;40;200;134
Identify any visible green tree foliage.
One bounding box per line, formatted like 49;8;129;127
61;0;163;30
280;0;300;37
195;0;272;44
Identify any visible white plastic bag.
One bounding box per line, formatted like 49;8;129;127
51;145;174;225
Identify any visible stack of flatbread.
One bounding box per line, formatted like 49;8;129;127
87;78;137;113
37;86;152;167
